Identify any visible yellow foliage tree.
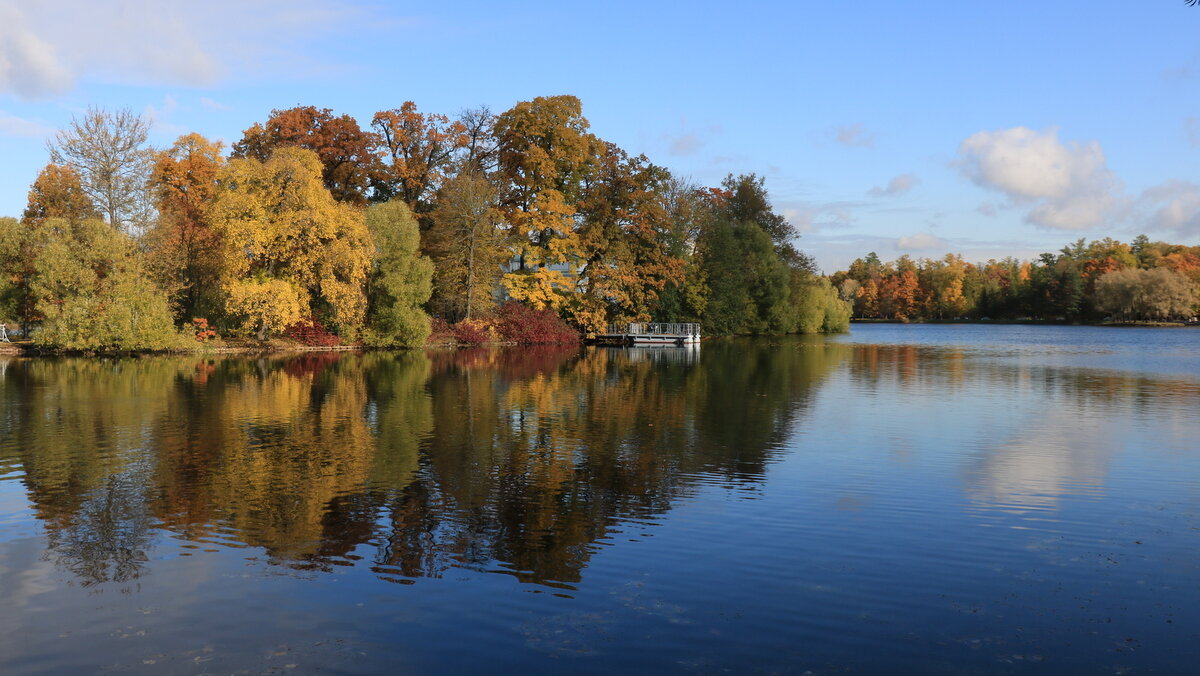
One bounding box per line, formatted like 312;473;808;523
207;147;373;340
494;95;600;312
223;279;305;340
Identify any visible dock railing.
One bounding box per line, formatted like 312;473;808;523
605;322;700;337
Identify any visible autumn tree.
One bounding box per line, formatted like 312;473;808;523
494;95;600;310
834;238;1199;323
575;143;686;330
457;105;499;173
371;102;469;210
426;171;509;321
145;133;225;322
22;164;101;224
232;106;377;206
46;107;153;234
363;200;434;347
879;257;921;321
920;254;972;319
207;147;374;340
1154;248;1200;285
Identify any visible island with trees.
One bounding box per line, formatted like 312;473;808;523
0;96;850;353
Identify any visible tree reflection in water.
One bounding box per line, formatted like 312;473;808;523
0;338;847;589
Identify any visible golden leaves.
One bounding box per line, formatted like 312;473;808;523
223;278;305;340
208;147;373;338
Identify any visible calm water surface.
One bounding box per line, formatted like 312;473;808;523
2;324;1199;673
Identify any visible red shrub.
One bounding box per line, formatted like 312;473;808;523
191;317;218;343
495;302;580;345
428;318;455;345
283;316;341;347
451;318;496;345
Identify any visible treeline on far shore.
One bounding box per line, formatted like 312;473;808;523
0;96;849;352
832;237;1200;324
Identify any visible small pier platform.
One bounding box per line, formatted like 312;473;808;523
592;322;700;347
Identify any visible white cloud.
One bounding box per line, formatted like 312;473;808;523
896;233;946;251
868;173;919;198
832;123;875;148
1135;180;1200;236
956;126;1123;230
0;1;373;99
144;94;186;136
0;4;72;98
0;110;53;137
782;201;861;233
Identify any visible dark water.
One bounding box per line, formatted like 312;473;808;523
1;325;1199;674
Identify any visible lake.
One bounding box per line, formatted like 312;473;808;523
2;324;1199;673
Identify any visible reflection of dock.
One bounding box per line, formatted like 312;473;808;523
623;345;700;364
592;322;701;347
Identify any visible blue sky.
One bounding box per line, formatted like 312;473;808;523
2;0;1199;272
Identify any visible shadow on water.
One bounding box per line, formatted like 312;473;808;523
0;337;848;589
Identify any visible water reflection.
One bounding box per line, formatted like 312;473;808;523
5;331;1200;673
0;339;848;589
842;343;1200;511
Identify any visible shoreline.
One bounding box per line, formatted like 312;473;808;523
850;319;1198;328
3;319;1195;358
0;338;555;358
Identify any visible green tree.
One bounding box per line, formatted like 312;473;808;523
3;167;110;334
697;214;789;335
363;200;434;347
29;218;182;350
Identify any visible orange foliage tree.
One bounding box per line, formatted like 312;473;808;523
575;143;686;330
232;106;378;206
146;133;225;321
371;102;469;211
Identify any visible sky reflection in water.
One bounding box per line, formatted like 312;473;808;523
1;326;1198;673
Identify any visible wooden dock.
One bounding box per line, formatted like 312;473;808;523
592;322;701;347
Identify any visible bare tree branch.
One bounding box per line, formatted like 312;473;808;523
47;107;154;235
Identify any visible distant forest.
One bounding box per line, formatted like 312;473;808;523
0;96;849;351
832;237;1200;322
